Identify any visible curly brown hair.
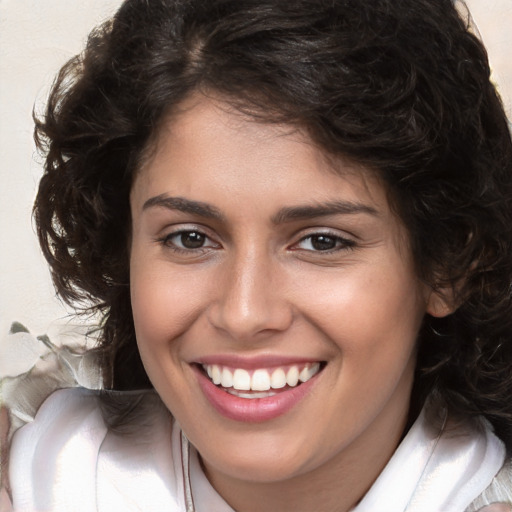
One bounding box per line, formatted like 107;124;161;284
33;0;512;449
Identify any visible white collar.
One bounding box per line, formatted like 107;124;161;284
179;401;505;512
354;402;505;512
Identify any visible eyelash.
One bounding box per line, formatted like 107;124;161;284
157;229;219;254
293;232;356;253
156;228;356;255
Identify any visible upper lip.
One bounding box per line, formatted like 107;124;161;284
192;354;325;370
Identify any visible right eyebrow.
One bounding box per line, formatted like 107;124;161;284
142;194;225;221
271;200;379;224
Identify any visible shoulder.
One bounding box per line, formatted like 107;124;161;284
9;388;109;511
10;387;108;466
356;397;510;512
9;387;183;512
466;457;512;512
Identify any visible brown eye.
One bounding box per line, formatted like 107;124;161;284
161;229;217;251
310;235;337;251
294;232;356;253
179;231;206;249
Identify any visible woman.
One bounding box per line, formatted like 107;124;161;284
7;0;512;510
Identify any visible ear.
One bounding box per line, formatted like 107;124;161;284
426;287;457;318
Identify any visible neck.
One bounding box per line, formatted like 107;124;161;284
202;403;410;512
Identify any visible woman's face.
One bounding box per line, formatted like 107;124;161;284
130;95;441;487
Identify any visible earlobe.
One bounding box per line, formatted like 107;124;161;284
426;289;456;318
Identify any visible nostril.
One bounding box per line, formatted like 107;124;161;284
207;299;293;340
207;260;293;338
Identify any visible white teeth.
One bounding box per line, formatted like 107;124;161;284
233;369;251;390
286;366;299;387
227;389;277;399
270;368;287;389
251;369;271;391
211;365;222;385
299;362;320;383
202;362;322;393
221;367;233;388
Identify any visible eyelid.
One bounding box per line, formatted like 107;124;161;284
158;222;215;238
156;224;221;251
290;228;357;252
166;231;218;247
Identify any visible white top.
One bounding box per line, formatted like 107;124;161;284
9;388;511;512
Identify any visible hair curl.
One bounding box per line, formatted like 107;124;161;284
34;0;512;449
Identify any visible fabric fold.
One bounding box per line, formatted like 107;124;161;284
9;388;509;512
354;403;506;512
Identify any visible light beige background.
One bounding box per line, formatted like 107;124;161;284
0;1;124;342
0;0;511;343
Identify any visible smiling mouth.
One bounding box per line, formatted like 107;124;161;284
200;362;325;399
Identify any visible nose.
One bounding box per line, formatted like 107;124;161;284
208;249;293;341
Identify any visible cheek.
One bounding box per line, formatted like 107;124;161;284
298;266;424;338
292;263;425;390
131;270;172;347
129;261;203;398
130;257;213;354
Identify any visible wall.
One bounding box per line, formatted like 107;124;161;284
0;1;123;343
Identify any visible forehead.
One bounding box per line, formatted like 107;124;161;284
132;94;391;212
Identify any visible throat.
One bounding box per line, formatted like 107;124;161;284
199;455;369;512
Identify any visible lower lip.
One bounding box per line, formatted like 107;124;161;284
194;366;321;423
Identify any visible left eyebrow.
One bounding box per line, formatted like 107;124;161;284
271;201;379;224
142;194;225;221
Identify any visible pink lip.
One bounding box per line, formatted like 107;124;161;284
193;364;322;423
194;354;319;370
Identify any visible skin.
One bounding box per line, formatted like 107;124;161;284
129;95;450;512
